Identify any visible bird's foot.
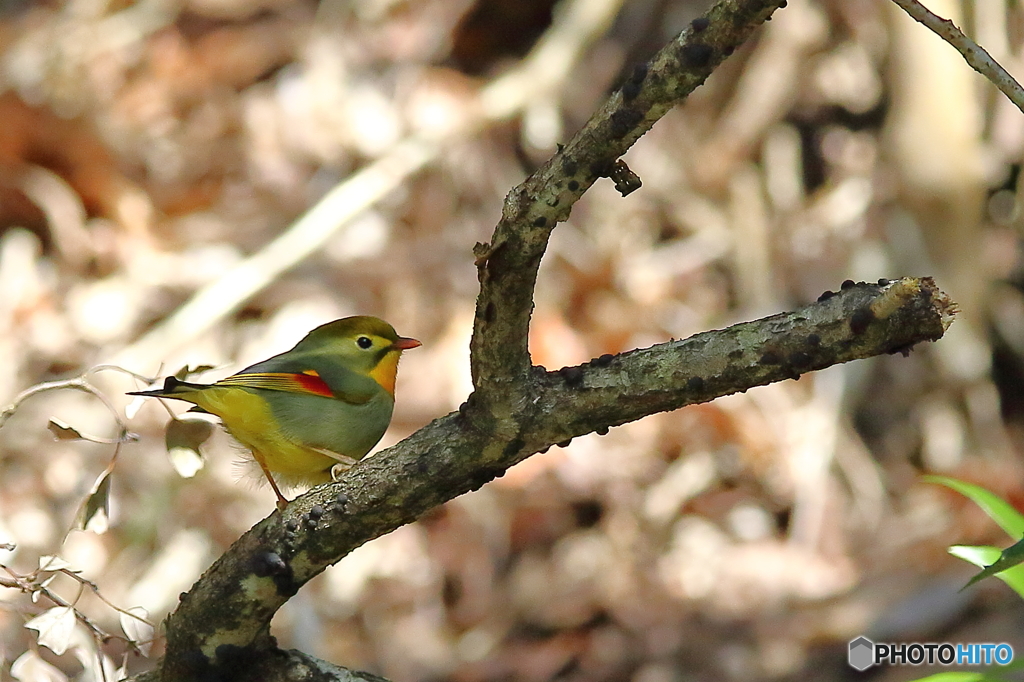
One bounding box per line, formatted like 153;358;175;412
330;462;353;481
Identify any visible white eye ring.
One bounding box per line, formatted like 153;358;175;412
356;336;373;349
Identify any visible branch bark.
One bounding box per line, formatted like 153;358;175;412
148;1;959;680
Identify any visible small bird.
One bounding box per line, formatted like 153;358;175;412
129;316;420;509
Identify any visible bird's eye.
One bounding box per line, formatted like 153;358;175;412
356;336;373;349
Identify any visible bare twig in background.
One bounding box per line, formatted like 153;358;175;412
890;0;1024;115
1;558;154;653
0;366;145;435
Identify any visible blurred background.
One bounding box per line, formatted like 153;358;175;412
2;0;1024;679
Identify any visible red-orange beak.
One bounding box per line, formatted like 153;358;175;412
393;336;421;351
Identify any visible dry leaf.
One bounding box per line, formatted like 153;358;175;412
25;606;76;656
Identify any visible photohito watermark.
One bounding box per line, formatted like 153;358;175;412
848;636;1014;671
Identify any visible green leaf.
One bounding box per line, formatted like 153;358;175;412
950;544;1024;597
923;475;1024;537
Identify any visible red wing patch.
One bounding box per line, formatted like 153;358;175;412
215;372;334;397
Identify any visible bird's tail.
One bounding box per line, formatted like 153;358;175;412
127;376;208;399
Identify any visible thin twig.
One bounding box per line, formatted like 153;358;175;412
3;563;116;645
60;568;156;630
1;560;156;652
890;0;1024;115
0;374;138;440
0;378;100;429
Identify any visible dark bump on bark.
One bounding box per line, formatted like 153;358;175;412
610;106;643;138
470;467;501;491
484;301;496;323
284;519;299;533
817;290;835;302
691;16;710;32
308;504;324;520
595;425;610;436
759;350;781;365
559;365;585;388
686;376;705;391
334;491;349;509
723;44;735;56
532;216;547;227
251;551;288;578
806;333;821;348
504;437;525;459
728;349;743;359
250;551;297;596
841;279;856;290
568;179;580;191
557;438;573;448
621;63;648;102
877;278;890;286
562;157;578;176
850;306;875;335
595;353;614;367
180;648;214;678
590;158;613;178
680;42;714;68
888;342;915;357
304;516;318;529
614;79;638;104
788;351;812;368
215;643;252;673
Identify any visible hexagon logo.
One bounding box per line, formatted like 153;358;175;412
848;636;875;671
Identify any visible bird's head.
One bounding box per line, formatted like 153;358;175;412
297;316;420;394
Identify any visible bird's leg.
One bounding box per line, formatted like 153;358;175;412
329;457;357;482
313;448;358;482
253;450;290;510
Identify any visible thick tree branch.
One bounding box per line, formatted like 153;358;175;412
159;276;954;681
